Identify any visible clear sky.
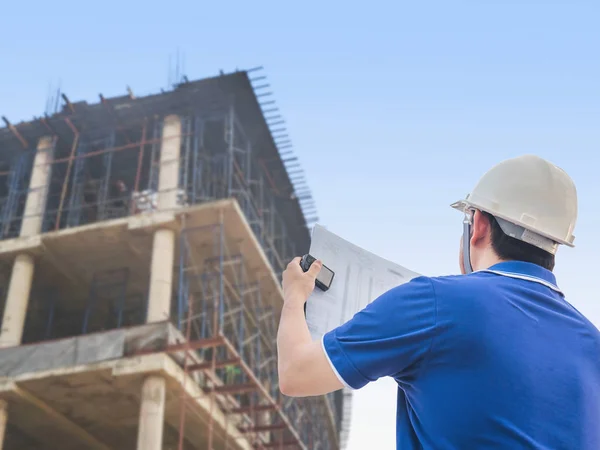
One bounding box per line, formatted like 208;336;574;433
2;1;599;448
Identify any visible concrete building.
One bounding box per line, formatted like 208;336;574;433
0;69;348;449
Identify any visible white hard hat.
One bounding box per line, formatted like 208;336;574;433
451;154;578;255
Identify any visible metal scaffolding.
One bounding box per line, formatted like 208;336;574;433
0;113;300;280
0;68;342;449
0;69;315;249
172;221;334;450
0;150;34;239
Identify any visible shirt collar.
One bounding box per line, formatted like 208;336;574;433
478;261;562;294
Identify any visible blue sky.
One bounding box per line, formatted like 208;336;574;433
2;1;599;448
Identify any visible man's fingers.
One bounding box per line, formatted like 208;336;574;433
308;260;322;278
288;257;301;268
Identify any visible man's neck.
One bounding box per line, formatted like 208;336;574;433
473;254;505;272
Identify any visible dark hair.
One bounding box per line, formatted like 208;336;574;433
481;211;555;271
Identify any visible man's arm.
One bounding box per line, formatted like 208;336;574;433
277;257;437;397
277;257;344;397
277;302;344;396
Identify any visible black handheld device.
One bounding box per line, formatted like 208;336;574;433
300;254;335;292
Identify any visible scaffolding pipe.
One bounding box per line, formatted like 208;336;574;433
1;117;28;149
132;119;147;203
177;284;195;450
55;119;79;230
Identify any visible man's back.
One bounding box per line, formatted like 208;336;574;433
402;261;600;449
322;261;600;449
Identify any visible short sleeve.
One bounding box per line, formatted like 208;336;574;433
322;275;437;389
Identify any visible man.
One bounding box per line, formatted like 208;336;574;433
277;155;600;449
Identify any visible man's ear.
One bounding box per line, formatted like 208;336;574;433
470;210;492;248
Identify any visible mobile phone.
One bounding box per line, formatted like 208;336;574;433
299;254;335;291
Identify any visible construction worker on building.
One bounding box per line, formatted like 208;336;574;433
276;155;600;449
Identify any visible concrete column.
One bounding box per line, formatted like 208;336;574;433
0;254;35;347
138;238;171;449
137;115;180;449
0;136;52;347
0;400;7;450
0;137;52;347
157;115;181;211
146;228;175;323
21;136;54;238
136;376;166;450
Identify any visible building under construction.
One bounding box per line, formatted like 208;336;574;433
0;68;349;450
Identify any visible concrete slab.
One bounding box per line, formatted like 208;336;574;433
0;353;252;450
0;235;43;258
0;199;284;321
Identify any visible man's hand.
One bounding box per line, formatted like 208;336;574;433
282;257;322;309
277;256;344;397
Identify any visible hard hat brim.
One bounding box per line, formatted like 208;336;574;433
450;198;575;248
450;200;470;213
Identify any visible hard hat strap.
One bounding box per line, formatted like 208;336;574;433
462;211;474;274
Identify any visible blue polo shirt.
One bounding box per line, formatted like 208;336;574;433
323;261;600;449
